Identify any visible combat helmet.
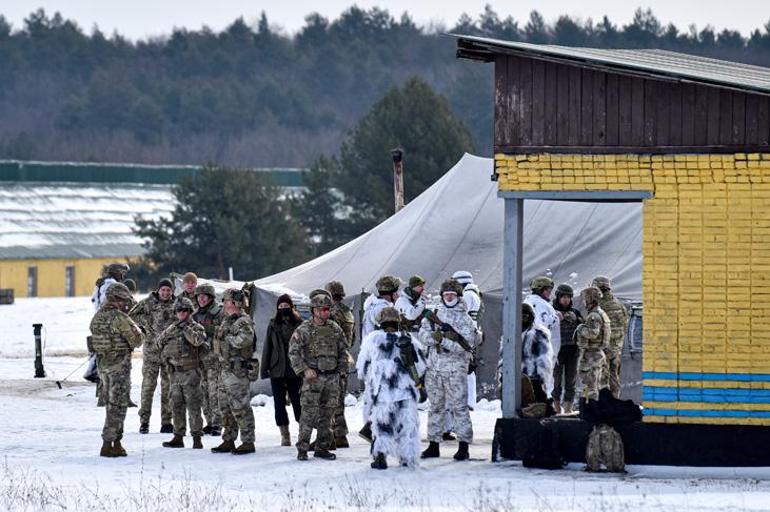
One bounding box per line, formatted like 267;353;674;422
222;288;245;306
106;262;130;276
440;278;464;296
375;275;401;294
194;283;216;298
309;289;333;308
452;270;474;286
375;306;401;325
106;283;133;303
530;275;554;292
581;286;603;306
555;283;574;297
592;276;612;291
324;281;345;298
408;275;426;288
175;297;194;312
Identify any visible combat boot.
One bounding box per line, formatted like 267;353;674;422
358;422;373;443
192;436;203;449
314;449;336;460
370;452;388;470
162;434;184;448
210;426;221;436
421;441;440;459
297;449;309;461
453;441;470;461
202;425;213;435
100;441;115;458
563;401;574;414
160;424;174;434
335;436;350;448
112;440;127;457
139;422;149;434
279;425;291;447
232;442;256;455
211;440;236;453
553;399;562;415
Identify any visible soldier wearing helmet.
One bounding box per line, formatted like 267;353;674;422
574;287;612;401
525;275;561;364
130;278;177;434
323;281;355;449
419;278;479;461
192;283;223;436
362;275;401;339
89;282;144;457
551;284;584;414
288;289;350;461
592;276;629;399
155;297;207;449
356;306;426;470
180;272;198;302
210;288;258;455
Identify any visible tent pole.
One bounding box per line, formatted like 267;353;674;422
501;197;523;418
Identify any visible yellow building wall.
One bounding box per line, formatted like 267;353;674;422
0;257;127;298
495;152;770;426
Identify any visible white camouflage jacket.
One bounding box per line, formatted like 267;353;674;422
418;298;478;373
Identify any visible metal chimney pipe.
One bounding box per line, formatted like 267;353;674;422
391;148;405;213
33;323;46;378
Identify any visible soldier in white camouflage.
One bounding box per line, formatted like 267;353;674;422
157;297;207;449
193;283;223;436
592;276;629;399
418;279;479;461
210;288;258;455
89;283;144;457
325;280;355;449
289;289;351;461
129;278;176;434
574;287;611;401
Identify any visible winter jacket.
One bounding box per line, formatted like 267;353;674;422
462;284;483;325
357;330;426;409
395;290;426;331
418;298;478;373
362;295;393;339
552;299;583;347
91;277;117;311
261;317;301;379
521;322;555;396
525;293;561;359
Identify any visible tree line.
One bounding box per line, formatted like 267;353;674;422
1;6;769;167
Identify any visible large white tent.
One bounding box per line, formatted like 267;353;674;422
247;153;643;397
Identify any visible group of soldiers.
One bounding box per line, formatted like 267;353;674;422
87;262;626;470
521;275;629;416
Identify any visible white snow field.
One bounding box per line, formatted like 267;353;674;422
2;299;770;511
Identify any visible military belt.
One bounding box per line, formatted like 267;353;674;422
167;362;199;372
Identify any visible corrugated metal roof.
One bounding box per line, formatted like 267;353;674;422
0;183;175;260
454;35;770;94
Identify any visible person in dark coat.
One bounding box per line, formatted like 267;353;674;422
261;294;303;446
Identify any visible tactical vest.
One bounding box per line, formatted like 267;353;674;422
215;313;256;362
162;321;202;370
302;322;340;372
558;308;581;346
90;308;130;354
576;309;611;350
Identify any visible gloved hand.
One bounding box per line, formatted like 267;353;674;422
431;331;443;343
440;323;452;332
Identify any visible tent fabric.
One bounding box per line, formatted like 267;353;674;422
254;153;642;300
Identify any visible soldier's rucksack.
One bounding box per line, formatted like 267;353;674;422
585;424;625;472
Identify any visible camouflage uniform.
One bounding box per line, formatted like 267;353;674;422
586;424;625;472
574;287;611;401
329;298;355;440
289;306;350;454
89;285;144;450
180;290;196;303
418;281;478;445
130;292;176;426
214;308;257;444
193;290;223;431
594;277;629;399
157;313;207;437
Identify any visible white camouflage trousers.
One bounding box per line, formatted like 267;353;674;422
426;368;473;443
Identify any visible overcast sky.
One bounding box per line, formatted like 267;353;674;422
2;1;768;40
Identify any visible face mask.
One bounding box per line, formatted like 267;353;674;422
443;297;459;308
278;308;292;317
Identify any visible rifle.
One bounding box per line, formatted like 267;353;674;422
389;332;422;387
421;310;472;352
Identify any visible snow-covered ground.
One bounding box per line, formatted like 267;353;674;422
2;299;770;511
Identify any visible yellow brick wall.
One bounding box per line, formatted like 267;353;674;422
496;152;770;425
0;257;127;298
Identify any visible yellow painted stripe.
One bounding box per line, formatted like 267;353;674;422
644;401;770;411
644;379;770;390
644;415;770;426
